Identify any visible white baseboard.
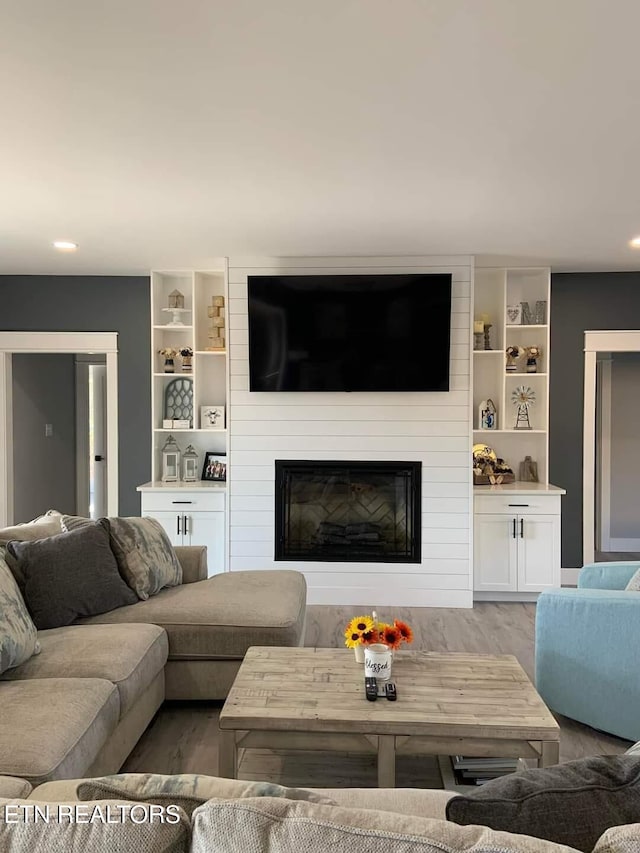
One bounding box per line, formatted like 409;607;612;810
561;568;581;587
306;587;473;608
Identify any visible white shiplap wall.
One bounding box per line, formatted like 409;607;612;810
228;256;473;607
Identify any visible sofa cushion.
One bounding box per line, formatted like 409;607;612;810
0;798;190;852
77;773;335;818
77;570;307;659
0;510;63;546
446;755;640;853
0;776;32;799
192;797;576;853
319;788;455;819
7;521;137;629
1;624;168;716
0;678;119;784
0;557;39;675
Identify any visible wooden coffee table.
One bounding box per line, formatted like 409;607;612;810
218;647;560;787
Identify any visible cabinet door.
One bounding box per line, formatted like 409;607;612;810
142;510;184;548
517;514;560;592
184;511;225;576
474;514;518;591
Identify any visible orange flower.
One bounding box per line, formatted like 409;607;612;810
360;628;379;645
378;623;402;650
394;619;414;644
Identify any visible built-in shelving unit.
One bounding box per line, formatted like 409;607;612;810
473;267;565;598
137;267;230;575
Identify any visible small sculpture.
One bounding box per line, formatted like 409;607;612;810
525;345;542;373
512;385;536;430
505;345;524;372
478;398;497;430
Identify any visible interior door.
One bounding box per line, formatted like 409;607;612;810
90;364;107;518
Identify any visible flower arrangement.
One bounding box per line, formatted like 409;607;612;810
344;614;413;651
179;346;193;358
158;347;179;358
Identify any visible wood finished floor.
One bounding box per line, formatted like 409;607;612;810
122;603;632;788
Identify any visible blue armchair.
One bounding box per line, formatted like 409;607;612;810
535;562;640;741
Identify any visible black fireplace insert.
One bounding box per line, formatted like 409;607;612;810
275;460;421;563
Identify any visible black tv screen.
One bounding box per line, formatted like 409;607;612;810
247;273;452;392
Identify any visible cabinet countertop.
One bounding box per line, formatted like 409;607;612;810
137;481;227;492
474;482;566;496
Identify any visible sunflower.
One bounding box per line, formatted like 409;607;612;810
344;615;375;649
378;623;402;650
394;619;414;644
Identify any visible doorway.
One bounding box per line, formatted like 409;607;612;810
75;356;108;519
583;330;640;564
0;331;118;527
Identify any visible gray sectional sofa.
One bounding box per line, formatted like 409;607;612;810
0;545;307;785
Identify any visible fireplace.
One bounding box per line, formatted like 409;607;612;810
275;460;421;563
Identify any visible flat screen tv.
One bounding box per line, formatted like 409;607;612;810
247;273;452;392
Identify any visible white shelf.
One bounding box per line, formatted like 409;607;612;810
473;350;503;355
195;350;226;355
153;372;194;377
505;372;547;377
473;429;546;434
506;324;548;329
153;324;193;330
154;428;227;434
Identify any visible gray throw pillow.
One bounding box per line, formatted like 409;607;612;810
446;755;640;853
7;521;138;629
77;773;336;818
0;557;39;674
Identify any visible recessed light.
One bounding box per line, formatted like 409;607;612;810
629;236;640;248
53;240;78;251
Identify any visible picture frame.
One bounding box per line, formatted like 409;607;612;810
200;404;225;430
202;452;227;482
506;304;522;325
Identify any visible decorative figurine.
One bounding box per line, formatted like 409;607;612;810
478;398;497;430
505;345;524;372
519;455;539;482
525;345;542;373
512;385;536;430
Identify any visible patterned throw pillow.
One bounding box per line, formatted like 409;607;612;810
0;556;39;675
625;567;640;591
77;773;336;818
105;517;182;600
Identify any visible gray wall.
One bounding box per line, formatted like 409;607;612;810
609;353;640;541
550;271;640;567
0;276;150;515
12;354;77;521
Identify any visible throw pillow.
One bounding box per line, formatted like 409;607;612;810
0;510;63;545
77;773;336;818
0;557;39;675
0;798;190;852
445;755;640;853
105;517;182;600
6;521;138;630
625;566;640;591
626;741;640;756
191;797;571;853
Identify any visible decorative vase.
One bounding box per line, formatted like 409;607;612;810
354;645;365;663
163;358;175;373
182;356;192;373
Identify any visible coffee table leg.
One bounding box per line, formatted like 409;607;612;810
540;740;560;768
377;735;396;787
218;730;237;778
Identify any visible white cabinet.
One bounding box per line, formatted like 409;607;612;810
138;486;226;576
474;486;563;596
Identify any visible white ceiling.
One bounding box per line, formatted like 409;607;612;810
2;0;640;275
